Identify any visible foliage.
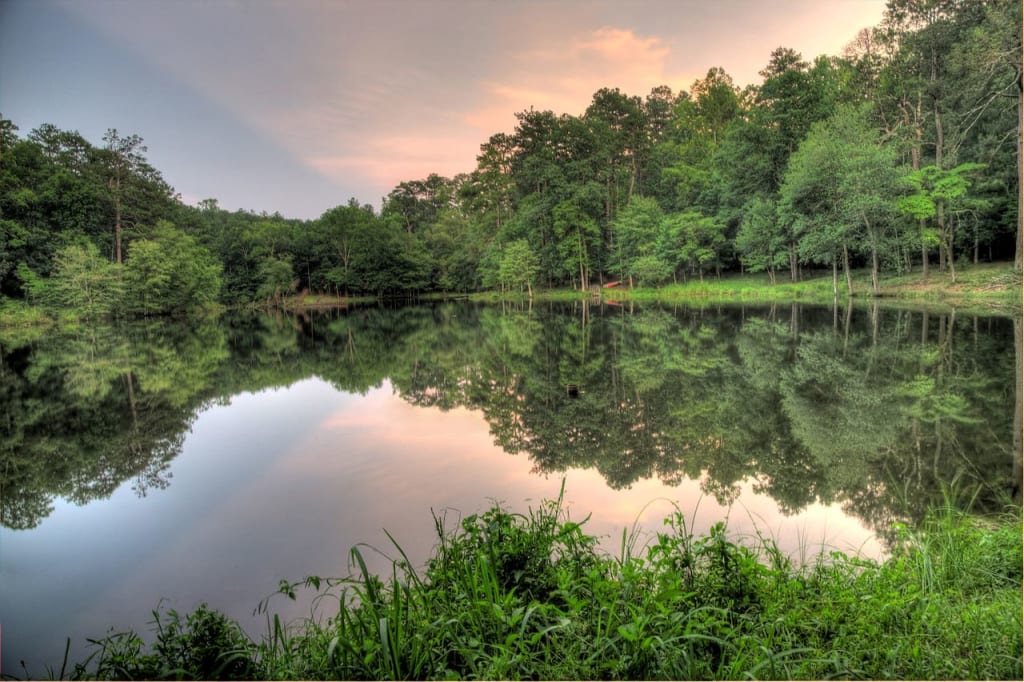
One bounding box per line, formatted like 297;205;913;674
71;604;261;680
736;197;787;282
497;239;540;295
898;162;988;281
781;105;904;294
0;316;228;530
255;256;295;304
124;221;222;315
661;210;728;281
70;495;1022;680
46;242;124;318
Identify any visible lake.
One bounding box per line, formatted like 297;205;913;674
1;300;1019;675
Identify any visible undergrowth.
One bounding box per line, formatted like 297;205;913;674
64;490;1022;680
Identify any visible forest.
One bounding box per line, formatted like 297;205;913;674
0;0;1020;313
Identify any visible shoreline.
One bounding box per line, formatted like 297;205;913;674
2;262;1020;327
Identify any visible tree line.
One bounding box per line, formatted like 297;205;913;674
1;0;1019;313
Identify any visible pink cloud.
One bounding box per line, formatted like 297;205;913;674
308;130;484;193
464;26;698;136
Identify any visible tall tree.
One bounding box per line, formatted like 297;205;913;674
735;197;787;284
315;200;377;296
100;129;174;264
657;68;741;213
782;106;903;296
898;162;986;283
498;239;540;296
613;195;665;285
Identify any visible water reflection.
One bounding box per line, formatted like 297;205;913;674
0;300;1018;673
1;301;1017;539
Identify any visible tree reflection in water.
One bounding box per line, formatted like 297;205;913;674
1;301;1017;545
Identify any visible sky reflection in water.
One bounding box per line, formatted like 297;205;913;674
2;375;879;674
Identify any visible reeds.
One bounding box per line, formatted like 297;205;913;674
66;490;1022;680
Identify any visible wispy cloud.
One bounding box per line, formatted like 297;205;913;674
306;131;486;199
464;26;698;137
46;0;885;215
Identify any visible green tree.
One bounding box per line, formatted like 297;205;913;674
782;106;903;296
945;0;1022;272
424;208;480;292
898;162;986;283
100;129;175;264
660;210;727;282
656;68;741;212
255;256;295;303
498;239;540;296
753;49;839;194
553;198;600;290
47;242;123;318
613;195;664;285
315;200;376;296
735;197;787;283
124;221;222;314
383;174;457;234
630;254;673;286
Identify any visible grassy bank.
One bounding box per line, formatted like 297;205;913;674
274;293;377;310
65;493;1021;680
0;298;57;327
3;263;1019;325
545;261;1021;311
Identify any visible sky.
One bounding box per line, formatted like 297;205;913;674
0;0;887;220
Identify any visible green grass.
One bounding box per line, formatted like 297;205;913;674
64;488;1022;681
602;274;839;303
468;262;1021;312
599;262;1020;307
276;294;378;309
0;298;55;327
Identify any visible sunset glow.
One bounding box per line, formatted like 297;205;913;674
1;0;886;217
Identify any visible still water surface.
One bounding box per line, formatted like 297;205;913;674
0;301;1018;674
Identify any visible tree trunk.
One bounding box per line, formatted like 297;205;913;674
912;97;928;278
863;212;879;296
870;301;879;347
832;257;839;298
921;235;929;278
938;200;956;283
1017;63;1023;275
113;176;123;265
871;245;879;296
842;243;853;297
1013;317;1022;502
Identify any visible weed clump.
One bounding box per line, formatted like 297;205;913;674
68;495;1022;680
71;603;260;680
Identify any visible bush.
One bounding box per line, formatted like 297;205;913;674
72;604;261;680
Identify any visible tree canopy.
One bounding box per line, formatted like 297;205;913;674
1;0;1019;313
